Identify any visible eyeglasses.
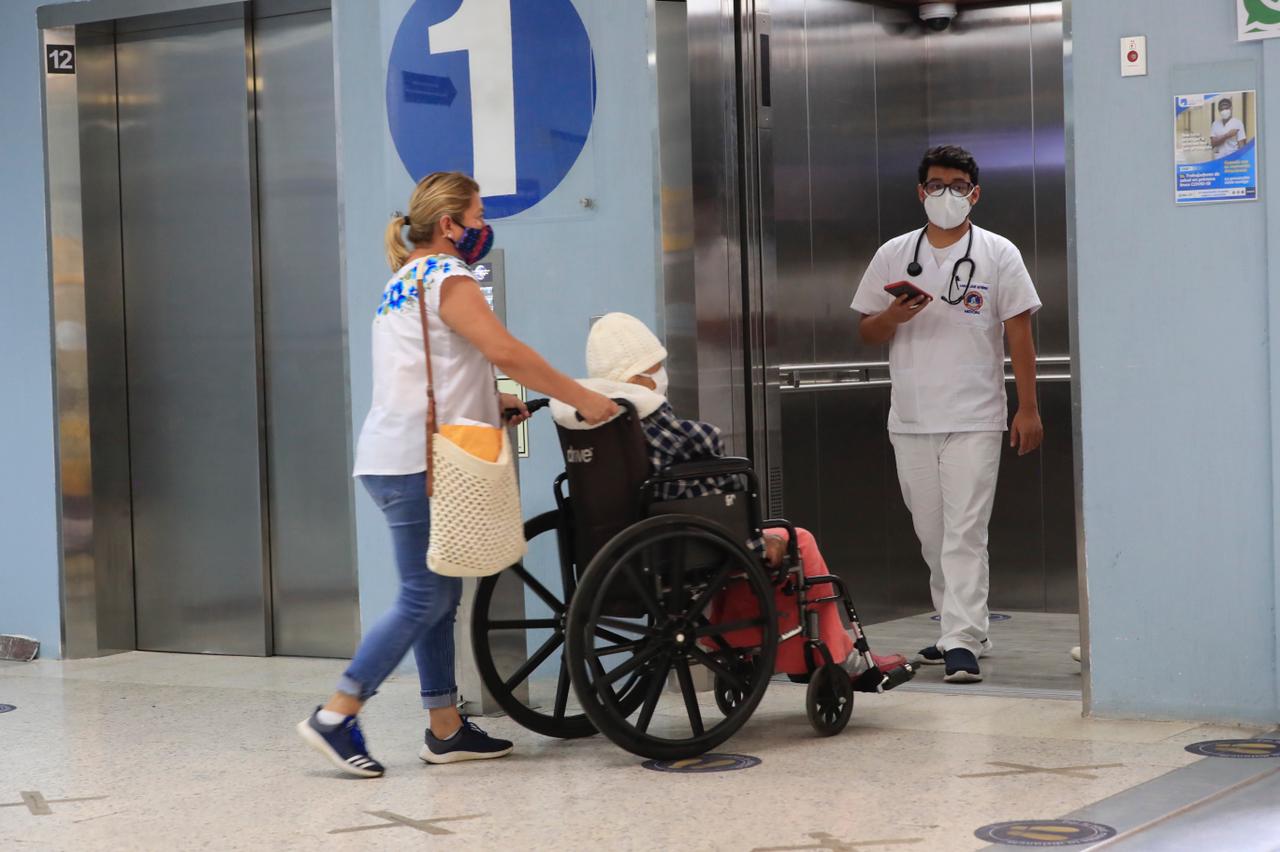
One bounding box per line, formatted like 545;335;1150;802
923;180;975;198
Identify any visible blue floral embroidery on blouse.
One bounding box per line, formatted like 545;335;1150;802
373;255;455;319
375;281;421;318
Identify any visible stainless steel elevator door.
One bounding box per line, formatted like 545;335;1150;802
117;17;271;655
254;9;358;658
760;2;1075;622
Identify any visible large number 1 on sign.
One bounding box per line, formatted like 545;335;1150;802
429;0;517;196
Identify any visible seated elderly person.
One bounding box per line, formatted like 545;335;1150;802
554;312;907;687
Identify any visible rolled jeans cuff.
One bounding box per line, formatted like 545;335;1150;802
422;690;458;710
336;674;374;702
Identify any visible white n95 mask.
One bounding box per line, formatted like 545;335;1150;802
649;367;670;398
924;192;973;230
1221;109;1233;121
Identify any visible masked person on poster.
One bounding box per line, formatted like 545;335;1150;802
1210;97;1246;158
850;145;1044;684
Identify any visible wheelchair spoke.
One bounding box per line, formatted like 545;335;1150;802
598;641;664;687
674;657;705;737
503;632;563;692
636;651;673;733
595;616;659;637
511;564;565;615
594;639;646;657
688;646;743;690
695;617;766;639
593;625;636;646
487;619;559;631
623;560;664;620
553;657;571;721
687;560;734;617
690;616;735;652
667;539;689;614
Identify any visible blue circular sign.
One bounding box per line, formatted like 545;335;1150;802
975;820;1117;847
387;0;596;218
1185;738;1280;759
642;754;761;774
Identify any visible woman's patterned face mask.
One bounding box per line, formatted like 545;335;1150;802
452;225;495;265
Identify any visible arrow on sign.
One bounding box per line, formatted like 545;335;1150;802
402;71;458;106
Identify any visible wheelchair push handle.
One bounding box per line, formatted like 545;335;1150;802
573;397;638;423
502;397;550;421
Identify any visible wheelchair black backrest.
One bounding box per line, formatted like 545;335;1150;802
556;405;652;571
556;403;760;573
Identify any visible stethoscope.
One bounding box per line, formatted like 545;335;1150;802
907;225;976;306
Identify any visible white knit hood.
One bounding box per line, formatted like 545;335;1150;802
586;312;668;383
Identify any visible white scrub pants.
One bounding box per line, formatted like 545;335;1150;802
889;431;1003;657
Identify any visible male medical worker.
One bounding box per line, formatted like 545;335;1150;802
1210;97;1246;159
850;145;1043;683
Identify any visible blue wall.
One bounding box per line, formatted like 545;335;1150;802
1071;0;1279;723
0;1;67;658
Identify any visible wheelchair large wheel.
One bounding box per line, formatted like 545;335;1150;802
565;515;778;761
472;511;650;740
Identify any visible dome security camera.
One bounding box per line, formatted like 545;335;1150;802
919;2;958;32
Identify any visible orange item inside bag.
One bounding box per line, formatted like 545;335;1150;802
438;423;503;462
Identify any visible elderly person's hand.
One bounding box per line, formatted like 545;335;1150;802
763;534;789;568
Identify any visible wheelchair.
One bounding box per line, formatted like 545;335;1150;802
470;400;913;761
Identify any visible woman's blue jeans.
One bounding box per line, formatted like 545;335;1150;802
337;473;462;710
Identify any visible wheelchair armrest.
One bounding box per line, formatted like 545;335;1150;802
762;519;800;566
660;456;755;481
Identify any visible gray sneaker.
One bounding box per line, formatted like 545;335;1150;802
420;718;513;765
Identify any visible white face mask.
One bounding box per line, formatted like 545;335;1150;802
1220;109;1233;121
924;192;973;230
648;367;670;398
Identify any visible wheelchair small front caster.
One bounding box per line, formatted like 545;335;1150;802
713;657;757;717
805;662;853;737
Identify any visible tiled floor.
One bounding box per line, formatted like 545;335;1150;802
867;610;1082;695
2;652;1271;851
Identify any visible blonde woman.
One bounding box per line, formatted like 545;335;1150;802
298;172;618;776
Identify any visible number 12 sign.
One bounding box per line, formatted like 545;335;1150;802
387;0;596;218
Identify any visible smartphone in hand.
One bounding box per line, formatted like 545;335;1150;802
884;281;932;302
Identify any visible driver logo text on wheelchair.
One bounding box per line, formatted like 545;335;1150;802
472;312;914;762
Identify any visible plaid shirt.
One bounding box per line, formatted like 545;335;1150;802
642;403;765;555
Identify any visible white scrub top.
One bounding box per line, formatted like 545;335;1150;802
850;225;1041;435
1211;116;1246;158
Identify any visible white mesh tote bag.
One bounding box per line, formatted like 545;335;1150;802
418;289;527;577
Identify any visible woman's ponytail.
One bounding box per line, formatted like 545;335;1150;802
384;172;480;270
385;214;411;271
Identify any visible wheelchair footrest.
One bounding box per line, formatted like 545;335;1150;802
851;661;917;694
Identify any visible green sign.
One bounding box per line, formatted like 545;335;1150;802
1239;0;1280;41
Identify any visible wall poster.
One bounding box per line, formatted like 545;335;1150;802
1174;91;1260;204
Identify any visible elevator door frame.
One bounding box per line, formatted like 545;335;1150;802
38;0;351;659
686;0;1091;708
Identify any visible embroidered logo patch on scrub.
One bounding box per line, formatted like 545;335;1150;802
963;290;985;314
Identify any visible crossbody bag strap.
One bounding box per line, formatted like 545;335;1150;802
416;268;438;498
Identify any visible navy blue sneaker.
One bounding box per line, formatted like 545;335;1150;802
420;718;513;765
943;648;983;683
916;645;945;665
297;708;385;778
915;638;993;665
